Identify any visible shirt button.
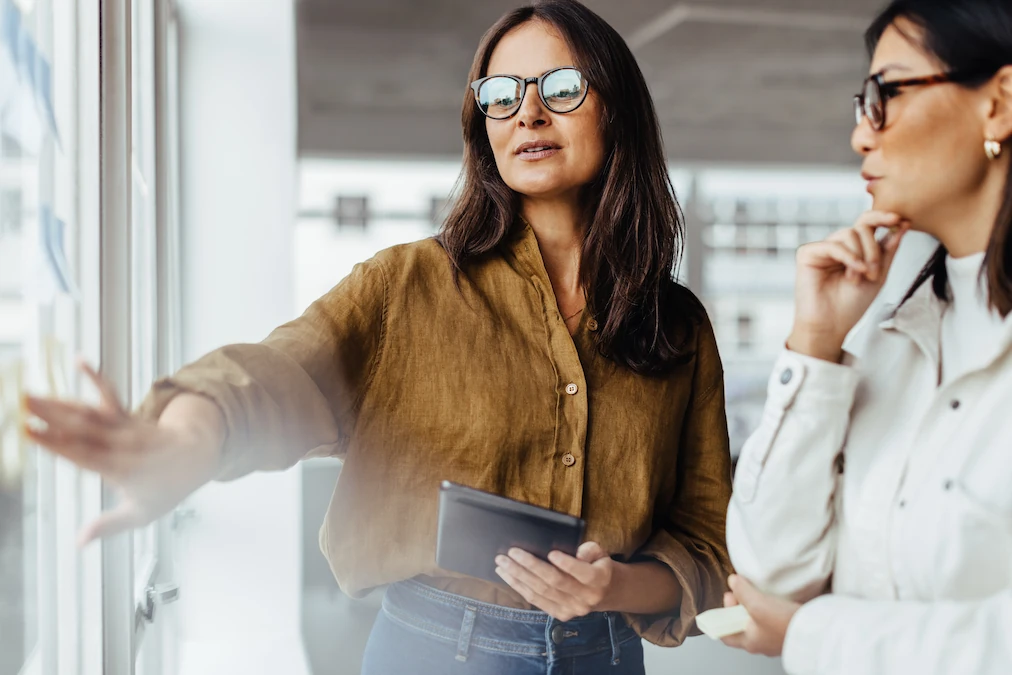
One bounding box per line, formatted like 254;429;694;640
565;383;579;395
780;368;793;385
562;453;576;467
950;399;961;410
587;318;599;332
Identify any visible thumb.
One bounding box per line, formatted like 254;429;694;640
77;503;143;548
576;541;608;563
727;574;763;611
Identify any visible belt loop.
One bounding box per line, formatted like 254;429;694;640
456;605;478;662
605;612;621;666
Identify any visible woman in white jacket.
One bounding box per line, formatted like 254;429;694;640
720;1;1012;673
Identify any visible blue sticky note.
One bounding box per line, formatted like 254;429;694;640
15;16;33;94
0;2;17;105
39;205;76;296
1;0;20;73
33;55;60;147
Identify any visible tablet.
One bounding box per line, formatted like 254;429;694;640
436;481;586;584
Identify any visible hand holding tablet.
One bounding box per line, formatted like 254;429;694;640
436;481;586;584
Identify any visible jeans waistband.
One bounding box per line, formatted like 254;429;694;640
381;578;638;665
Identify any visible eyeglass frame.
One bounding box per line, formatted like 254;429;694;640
469;66;590;120
853;70;982;130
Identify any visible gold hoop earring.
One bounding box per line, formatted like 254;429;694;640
985;137;1003;161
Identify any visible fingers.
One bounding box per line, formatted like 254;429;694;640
853;210;902;231
499;549;575;601
852;225;882;281
495;564;567;617
727;574;762;610
724;591;739;608
77;502;145;547
549;549;601;586
821;211;906;283
721;633;747;650
24;396;118;446
801;240;870;277
576;541;608;563
24;425;109;473
836;230;871;284
879;221;911;273
78;360;126;417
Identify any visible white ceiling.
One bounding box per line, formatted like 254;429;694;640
296;0;888;165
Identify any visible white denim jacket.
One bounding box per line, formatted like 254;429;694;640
726;280;1012;675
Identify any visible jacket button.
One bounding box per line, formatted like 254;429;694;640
588;318;599;332
565;383;579;395
780;368;793;385
562;453;576;467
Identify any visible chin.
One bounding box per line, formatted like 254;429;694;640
870;192;903;217
871;198;925;232
506;177;572;200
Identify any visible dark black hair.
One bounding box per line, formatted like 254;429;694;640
867;0;1012;315
438;0;700;375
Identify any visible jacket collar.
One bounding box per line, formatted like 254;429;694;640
879;279;1012;376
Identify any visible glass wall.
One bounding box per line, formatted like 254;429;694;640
0;1;181;672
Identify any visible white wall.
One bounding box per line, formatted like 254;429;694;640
173;1;308;672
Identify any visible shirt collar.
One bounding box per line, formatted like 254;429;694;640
507;215;553;286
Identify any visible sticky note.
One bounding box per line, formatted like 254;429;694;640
695;604;750;640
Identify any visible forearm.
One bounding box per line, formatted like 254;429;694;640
605;559;684;615
158;393;226;465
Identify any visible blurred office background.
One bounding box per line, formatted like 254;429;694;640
0;1;937;674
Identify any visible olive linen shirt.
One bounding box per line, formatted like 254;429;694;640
137;222;733;646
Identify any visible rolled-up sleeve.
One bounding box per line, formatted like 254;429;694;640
625;316;735;646
136;258;387;480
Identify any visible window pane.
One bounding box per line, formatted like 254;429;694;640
0;69;40;675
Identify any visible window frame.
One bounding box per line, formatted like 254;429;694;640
94;1;182;673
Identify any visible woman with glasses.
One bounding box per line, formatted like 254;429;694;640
720;1;1012;672
23;1;733;672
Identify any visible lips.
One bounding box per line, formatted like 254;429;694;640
861;171;882;182
515;140;562;155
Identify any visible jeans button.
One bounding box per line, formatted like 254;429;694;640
551;625;566;645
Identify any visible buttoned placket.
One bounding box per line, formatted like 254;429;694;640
515;228;589;517
879;292;1011;601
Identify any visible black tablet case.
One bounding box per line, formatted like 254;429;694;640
436;481;586;584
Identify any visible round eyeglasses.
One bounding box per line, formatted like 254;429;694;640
470;66;589;120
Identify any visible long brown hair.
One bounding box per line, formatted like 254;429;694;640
868;0;1012;315
437;0;701;376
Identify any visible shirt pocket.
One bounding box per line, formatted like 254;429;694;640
931;469;1012;600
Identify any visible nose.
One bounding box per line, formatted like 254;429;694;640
515;80;548;129
851;115;878;157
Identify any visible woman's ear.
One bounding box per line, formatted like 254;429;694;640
986;65;1012;144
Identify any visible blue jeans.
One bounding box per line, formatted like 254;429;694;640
361;579;645;675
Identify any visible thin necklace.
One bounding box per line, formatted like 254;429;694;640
564;306;585;321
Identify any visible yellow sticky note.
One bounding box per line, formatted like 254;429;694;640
0;359;28;488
